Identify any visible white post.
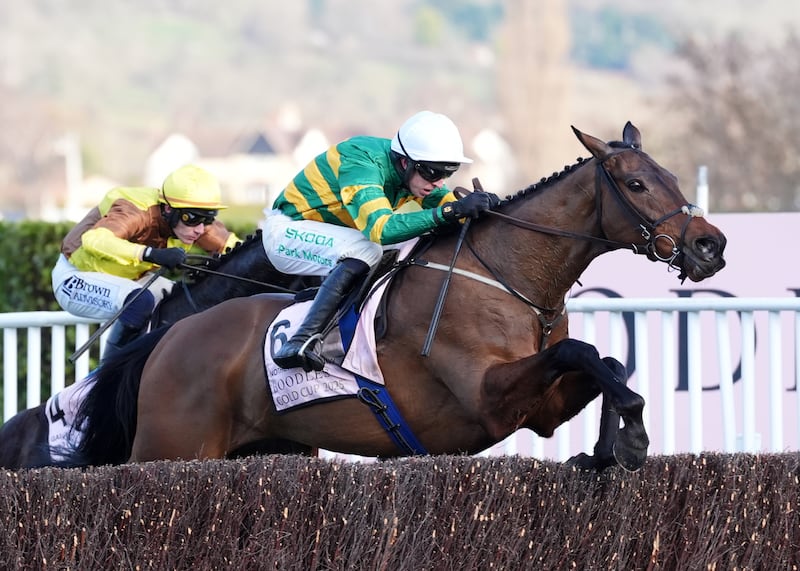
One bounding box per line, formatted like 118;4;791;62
768;311;783;452
53;132;83;221
660;312;676;454
696;165;709;214
716;312;736;452
3;329;18;421
740;312;757;451
26;327;42;408
581;313;597;452
687;311;703;452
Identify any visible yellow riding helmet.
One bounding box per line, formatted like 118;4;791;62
160;165;228;209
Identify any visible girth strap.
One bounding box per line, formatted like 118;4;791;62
356;378;428;456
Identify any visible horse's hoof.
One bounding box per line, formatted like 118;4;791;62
612;440;647;472
565;452;595;470
565;452;616;472
610;421;649;472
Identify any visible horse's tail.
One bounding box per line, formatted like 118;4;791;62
0;406;49;469
0;411;24;468
59;326;172;467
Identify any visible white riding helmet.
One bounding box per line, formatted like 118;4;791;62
390;111;473;164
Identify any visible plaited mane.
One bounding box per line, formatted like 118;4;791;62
503;156;590;205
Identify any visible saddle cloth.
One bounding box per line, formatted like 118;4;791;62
45;372;97;461
263;238;420;413
263;274;391;412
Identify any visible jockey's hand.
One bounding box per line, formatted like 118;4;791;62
441;191;500;222
143;247;187;269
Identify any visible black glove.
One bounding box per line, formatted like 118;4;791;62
142;246;187;269
441;191;500;222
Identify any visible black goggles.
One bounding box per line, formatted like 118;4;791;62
178;209;217;227
414;161;460;183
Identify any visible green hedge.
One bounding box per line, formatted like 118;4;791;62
0;221;73;313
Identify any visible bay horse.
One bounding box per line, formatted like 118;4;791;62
67;122;726;470
0;232;316;469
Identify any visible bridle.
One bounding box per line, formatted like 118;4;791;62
484;149;705;280
413;149;706;347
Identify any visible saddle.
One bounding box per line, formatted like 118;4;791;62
292;235;437;342
263;238;433;411
262;235;443;455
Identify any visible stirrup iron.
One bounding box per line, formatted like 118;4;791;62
297;333;323;359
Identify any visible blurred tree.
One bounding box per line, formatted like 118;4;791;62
0;85;67;218
664;33;800;212
571;7;673;71
428;0;504;42
496;0;572;188
414;5;445;47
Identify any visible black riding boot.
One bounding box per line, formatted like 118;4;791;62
102;321;146;361
273;257;370;372
101;287;155;362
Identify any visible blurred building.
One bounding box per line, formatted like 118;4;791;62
33;115;517;221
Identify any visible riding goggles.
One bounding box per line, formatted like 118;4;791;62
178;209;218;227
414;161;460;183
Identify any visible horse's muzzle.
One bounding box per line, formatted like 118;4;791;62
681;233;727;282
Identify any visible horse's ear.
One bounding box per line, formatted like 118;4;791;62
622;121;642;149
571;125;612;160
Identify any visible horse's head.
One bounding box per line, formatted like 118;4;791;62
572;122;726;282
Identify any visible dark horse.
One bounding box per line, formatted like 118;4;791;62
0;232;316;469
67;123;726;470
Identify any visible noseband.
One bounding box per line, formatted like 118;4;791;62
594;153;704;275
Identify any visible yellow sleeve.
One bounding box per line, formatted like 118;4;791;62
80;227;147;266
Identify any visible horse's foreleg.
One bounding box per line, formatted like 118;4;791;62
484;339;648;471
565;356;647;471
598;356;648;471
553;342;648;471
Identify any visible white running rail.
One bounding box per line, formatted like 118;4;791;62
3;298;799;460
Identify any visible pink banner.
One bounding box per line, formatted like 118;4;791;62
565;212;798;454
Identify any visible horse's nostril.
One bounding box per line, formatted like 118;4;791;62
694;236;725;260
695;236;720;259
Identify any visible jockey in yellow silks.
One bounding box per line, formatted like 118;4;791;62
53;164;240;358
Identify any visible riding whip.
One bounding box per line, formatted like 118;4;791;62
421;178;483;356
177;262;301;294
69;268;166;363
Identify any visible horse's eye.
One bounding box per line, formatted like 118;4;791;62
627;180;645;193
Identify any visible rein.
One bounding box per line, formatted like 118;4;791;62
146;258;304;324
593;159;704;276
177;260;301;294
486;155;705;282
413;151;705;350
487;160;704;260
